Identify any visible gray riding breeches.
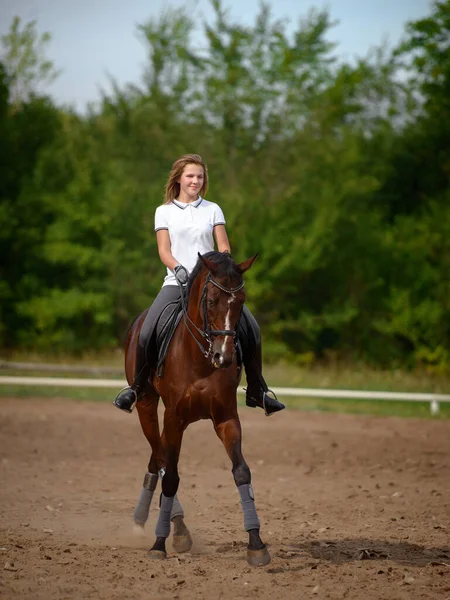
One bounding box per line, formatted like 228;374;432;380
139;285;181;343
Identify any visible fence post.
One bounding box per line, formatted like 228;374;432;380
430;400;440;415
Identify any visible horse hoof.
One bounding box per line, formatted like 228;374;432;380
132;523;145;536
247;547;271;567
147;549;167;560
172;533;193;553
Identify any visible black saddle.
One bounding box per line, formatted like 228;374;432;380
155;299;183;377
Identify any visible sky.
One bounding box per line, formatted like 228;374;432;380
0;0;432;112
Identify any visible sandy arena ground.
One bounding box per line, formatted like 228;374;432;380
0;397;449;599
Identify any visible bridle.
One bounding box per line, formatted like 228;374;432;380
179;272;245;359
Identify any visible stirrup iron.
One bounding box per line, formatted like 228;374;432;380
113;386;138;414
245;387;285;417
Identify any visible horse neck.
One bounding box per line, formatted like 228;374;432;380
186;270;207;329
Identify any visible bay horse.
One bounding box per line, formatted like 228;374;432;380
125;251;270;567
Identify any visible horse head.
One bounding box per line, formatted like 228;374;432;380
190;251;258;369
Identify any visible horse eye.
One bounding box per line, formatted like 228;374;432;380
207;298;215;308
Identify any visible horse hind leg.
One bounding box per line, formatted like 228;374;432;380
148;415;184;559
157;432;193;553
135;463;192;551
214;417;270;567
133;391;163;532
133;471;159;532
170;495;193;553
133;468;193;542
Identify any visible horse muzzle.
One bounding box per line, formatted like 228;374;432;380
211;347;235;369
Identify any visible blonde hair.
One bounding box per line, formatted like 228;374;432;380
163;154;209;204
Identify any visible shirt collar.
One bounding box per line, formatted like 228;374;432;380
172;196;203;210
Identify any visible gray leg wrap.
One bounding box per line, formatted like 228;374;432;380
155;494;174;538
170;495;184;520
133;472;158;525
238;484;260;531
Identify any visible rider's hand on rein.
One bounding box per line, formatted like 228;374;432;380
174;264;189;286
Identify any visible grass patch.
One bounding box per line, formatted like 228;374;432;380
1;350;124;369
263;361;450;394
1;355;449;418
0;384;117;402
277;395;450;419
1;385;449;419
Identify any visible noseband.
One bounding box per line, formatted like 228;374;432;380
180;272;244;359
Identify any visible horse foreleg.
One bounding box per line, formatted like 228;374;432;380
148;411;184;559
214;416;270;567
134;391;163;530
158;431;193;553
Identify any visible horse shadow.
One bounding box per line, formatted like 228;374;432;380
282;537;450;568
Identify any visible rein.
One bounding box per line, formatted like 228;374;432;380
178;272;244;359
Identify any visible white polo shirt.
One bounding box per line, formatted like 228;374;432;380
154;197;226;287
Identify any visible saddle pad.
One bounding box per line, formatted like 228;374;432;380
155;300;183;376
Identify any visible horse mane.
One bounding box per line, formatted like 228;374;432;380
186;251;242;298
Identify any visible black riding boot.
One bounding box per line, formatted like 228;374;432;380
113;336;151;414
238;309;285;417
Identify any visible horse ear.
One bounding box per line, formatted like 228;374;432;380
198;252;220;274
237;254;258;273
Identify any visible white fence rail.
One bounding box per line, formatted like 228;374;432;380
0;375;448;415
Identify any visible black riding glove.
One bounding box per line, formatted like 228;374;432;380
174;264;189;286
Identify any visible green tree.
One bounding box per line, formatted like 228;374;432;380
1;1;449;369
372;0;450;369
0;16;60;109
0;66;62;347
